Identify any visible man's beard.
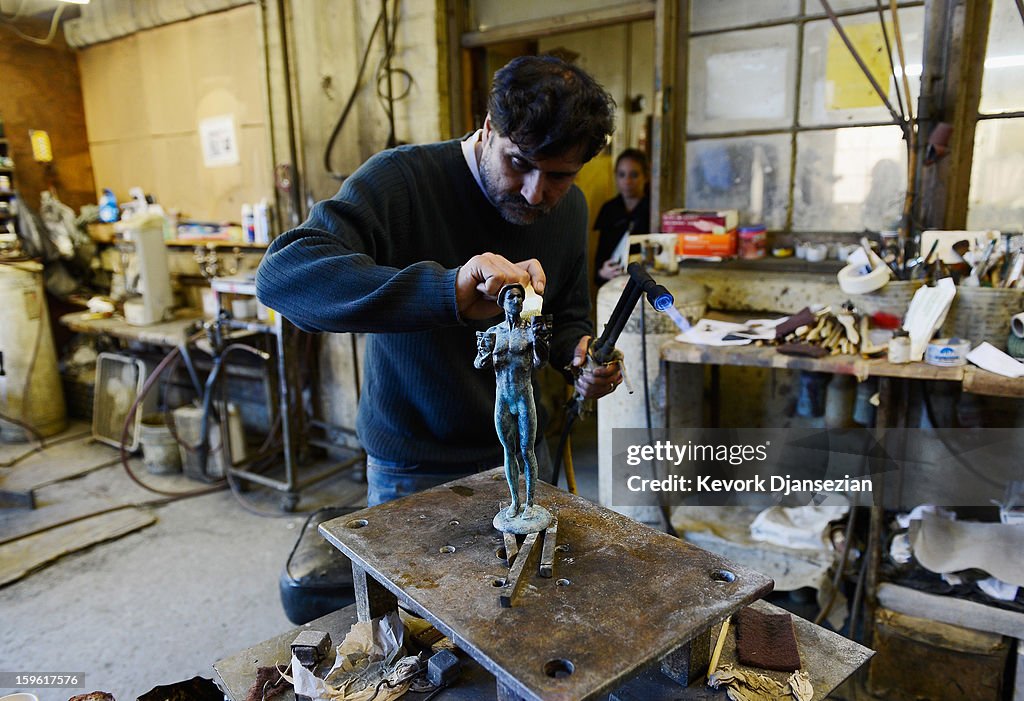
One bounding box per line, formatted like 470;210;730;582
479;154;549;226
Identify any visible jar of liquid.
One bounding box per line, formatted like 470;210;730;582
888;330;911;364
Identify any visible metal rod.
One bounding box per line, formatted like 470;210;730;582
499;531;540;608
539;520;558;578
276;315;296;496
819;0;908;132
876;0;907;121
227;466;290;492
889;0;918;254
502;530;519;568
688;0;924;37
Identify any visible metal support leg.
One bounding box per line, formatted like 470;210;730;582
863;377;895;649
352;563;397;622
661;628;712;686
275;314;299;511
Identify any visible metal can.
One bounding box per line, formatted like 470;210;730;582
738;226;766;259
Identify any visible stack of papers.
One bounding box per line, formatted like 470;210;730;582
966;342;1024;378
676;317;785;346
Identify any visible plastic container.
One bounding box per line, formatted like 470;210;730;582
924;338;970;367
737;226;766;259
0;261;67;442
241;203;255;244
888;330;911;364
99;188;119;223
139;416;182;474
253;198;270;244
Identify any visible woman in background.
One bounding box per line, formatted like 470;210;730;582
593;148;650;286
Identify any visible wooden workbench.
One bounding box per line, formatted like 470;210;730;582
660;341;1024;399
59;309;203;347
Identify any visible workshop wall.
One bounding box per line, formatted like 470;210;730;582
290;1;444;203
0;17;95;213
76;4;273;223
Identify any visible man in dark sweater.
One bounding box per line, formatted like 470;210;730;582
256;55;622;505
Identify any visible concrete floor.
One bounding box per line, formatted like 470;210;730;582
0;418;600;701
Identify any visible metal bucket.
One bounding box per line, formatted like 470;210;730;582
0;261;67;442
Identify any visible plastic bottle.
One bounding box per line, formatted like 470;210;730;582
241;203;255;244
253;198;270;244
99;189;120;223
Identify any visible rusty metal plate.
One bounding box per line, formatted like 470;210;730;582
320;468;773;701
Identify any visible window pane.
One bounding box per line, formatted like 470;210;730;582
800;7;924;127
813;0;908;13
793;126;907;231
967;119;1024;229
470;0;644;30
689;0;799;33
685;134;792;229
979;0;1024;114
688;25;798;134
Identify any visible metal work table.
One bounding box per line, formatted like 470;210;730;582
61;302;360;511
213;469;870;700
319;468;775;701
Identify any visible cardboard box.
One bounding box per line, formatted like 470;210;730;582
676;230;737;257
661;209;739;235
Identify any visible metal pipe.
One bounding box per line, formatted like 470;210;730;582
275;314;296;495
177;341;203;397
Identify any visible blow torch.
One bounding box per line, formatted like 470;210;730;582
550;262;676;486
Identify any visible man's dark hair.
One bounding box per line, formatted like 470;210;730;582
488;55;615;163
616;148;649;175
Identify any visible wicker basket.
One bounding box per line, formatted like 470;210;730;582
940;287;1024;351
848;280;923;317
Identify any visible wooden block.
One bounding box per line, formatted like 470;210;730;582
868;607;1010;701
878;583;1024;639
0;508;155;586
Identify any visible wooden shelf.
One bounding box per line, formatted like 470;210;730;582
165;238;268;249
661;340;1024;398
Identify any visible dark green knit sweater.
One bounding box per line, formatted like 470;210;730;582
255;139;592;465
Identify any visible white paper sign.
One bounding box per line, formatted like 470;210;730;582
705;47;789;120
199;114;239;168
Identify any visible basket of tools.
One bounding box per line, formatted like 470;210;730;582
940;287;1024;351
848;280;924;318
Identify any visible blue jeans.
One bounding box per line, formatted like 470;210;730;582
366;436;553;506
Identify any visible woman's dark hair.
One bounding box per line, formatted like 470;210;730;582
488;55;615;163
615;148;649;176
